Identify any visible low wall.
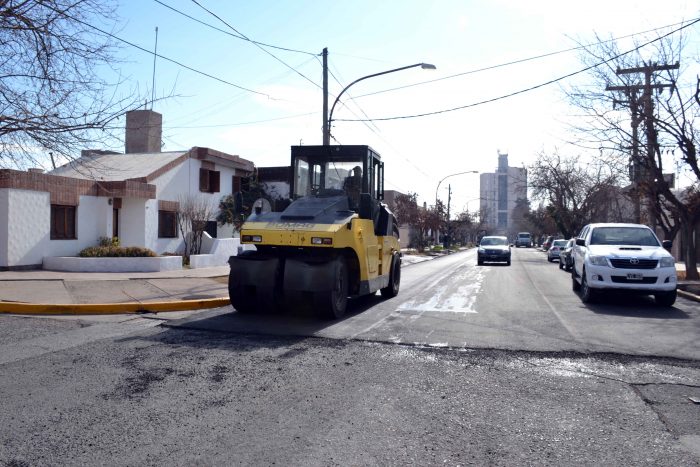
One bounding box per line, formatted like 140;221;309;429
43;256;183;273
189;237;255;269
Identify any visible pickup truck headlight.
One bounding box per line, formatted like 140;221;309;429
588;255;609;266
659;257;675;268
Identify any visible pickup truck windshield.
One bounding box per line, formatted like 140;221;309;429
589;227;659;246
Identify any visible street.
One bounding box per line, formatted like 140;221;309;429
1;248;700;466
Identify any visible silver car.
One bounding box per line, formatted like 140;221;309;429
547;239;568;262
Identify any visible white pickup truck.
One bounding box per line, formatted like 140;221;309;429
571;223;677;306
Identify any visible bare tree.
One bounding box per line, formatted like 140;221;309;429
566;26;700;278
0;0;144;169
528;151;623;238
389;192;441;250
177;195;215;264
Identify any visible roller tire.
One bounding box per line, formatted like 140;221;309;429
381;255;401;298
316;257;349;319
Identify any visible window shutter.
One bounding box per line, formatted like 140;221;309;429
210;171;220;193
232;176;241;193
199;168;209;192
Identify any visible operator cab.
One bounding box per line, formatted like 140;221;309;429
290;145;384;216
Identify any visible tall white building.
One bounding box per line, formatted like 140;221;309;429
479;152;527;236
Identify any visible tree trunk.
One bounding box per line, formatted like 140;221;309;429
682;220;699;280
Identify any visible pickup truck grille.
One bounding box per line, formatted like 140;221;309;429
609;258;658;269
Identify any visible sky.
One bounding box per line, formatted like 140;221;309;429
106;0;700;216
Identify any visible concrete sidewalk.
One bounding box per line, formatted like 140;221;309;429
0;266;231;314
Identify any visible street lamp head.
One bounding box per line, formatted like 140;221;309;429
420;63;437;70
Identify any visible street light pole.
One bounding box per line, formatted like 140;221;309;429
434;170;479;212
325;62;436;145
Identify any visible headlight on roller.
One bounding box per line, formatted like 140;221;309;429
242;235;262;243
311;237;333;245
588;255;609;266
659;256;675;268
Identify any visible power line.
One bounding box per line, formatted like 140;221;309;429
164;112;317;129
352;18;700;101
53;8;276;99
152;0;317;56
190;0;322;91
336;18;700;123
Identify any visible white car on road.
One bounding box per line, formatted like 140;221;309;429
571;223;677;306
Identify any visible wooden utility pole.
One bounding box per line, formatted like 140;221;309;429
606;62;679;229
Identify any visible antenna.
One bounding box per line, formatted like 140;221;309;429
151;27;158;109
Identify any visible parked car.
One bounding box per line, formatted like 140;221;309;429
559;238;575;271
477;236;511;266
515;232;532;248
571;223;677;306
547;239;568;262
542;235;555;251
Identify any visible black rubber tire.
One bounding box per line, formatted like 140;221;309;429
547;257;553;263
580;269;596;303
559;261;564;270
229;285;257;314
655;290;677;307
477;258;484;266
380;255;401;298
572;267;581;291
506;258;511;266
316;257;349;319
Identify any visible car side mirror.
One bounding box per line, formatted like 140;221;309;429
662;239;672;249
576;238;585;246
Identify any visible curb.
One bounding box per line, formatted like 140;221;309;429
678;289;700;303
0;297;231;315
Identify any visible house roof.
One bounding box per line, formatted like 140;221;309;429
50;151;188;182
49;147;254;183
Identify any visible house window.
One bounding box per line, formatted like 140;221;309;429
51;205;76;240
158;210;178;238
232;175;251;194
200;168;220;193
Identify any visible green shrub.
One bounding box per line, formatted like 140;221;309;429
79;245;156;257
98;236;120;247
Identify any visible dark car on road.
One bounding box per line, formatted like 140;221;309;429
559;238;575;271
477;236;511;266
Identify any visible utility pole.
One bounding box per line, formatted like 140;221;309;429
444;184;452;249
322;48;329;146
606;62;678;230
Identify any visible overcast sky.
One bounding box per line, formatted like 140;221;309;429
112;0;700;214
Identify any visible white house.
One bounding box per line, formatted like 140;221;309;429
0;110;254;270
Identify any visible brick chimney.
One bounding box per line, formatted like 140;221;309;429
125;109;162;153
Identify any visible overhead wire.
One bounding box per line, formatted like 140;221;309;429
335;17;700;123
352;18;700;100
153;0;317;56
51;8;276;100
190;0;323;91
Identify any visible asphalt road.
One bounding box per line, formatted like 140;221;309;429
2;247;700;466
173;248;700;361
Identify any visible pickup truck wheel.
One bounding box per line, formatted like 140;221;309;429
558;261;563;270
655;290;677;307
571;265;581;291
580;269;596;303
380;255;401;298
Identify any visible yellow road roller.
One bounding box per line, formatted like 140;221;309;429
228;145;401;319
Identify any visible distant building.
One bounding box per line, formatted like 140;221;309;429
479;151;527;236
